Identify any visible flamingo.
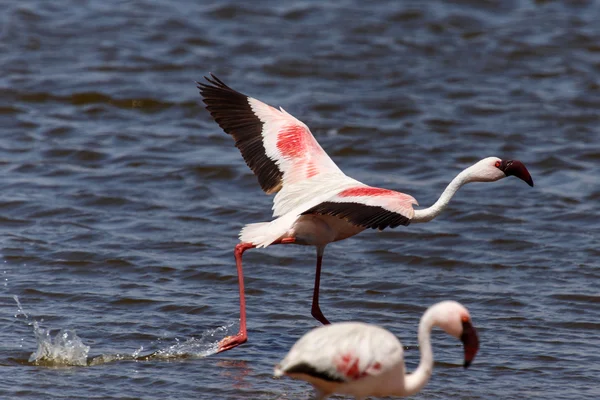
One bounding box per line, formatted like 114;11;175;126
274;301;480;400
197;74;533;353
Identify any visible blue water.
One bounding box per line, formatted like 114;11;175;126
1;0;599;399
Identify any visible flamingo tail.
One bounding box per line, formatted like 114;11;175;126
239;214;297;248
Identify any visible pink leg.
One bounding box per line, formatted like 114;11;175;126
311;246;330;325
217;238;296;353
217;242;254;353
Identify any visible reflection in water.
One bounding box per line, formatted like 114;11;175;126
217;360;253;390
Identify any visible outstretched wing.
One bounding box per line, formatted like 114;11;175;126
302;185;418;230
198;74;344;194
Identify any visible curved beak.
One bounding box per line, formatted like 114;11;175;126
499;160;534;187
461;321;479;369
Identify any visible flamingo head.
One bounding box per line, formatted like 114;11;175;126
469;157;534;187
435;301;480;369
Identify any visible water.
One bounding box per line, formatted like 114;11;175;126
11;295;227;368
1;0;599;398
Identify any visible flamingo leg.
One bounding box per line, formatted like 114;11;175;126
217;237;296;353
311;246;330;325
217;242;254;353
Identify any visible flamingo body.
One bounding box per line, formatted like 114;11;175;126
197;74;533;352
276;322;405;399
274;301;480;400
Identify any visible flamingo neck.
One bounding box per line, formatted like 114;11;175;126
411;167;473;223
402;308;437;396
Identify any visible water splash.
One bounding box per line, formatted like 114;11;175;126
12;295;235;367
14;295;29;319
141;322;234;359
87;322;234;366
29;321;90;367
14;295;90;367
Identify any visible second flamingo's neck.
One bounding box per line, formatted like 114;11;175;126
411;167;473;223
401;308;437;396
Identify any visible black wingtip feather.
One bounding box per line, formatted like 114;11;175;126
197;75;228;93
198;73;232;91
196;73;284;194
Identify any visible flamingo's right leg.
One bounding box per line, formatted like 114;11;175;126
217;242;254;353
217;237;296;353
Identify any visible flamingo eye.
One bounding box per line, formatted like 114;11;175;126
494;161;501;168
461;315;470;323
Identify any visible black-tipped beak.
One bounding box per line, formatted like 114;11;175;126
498;160;534;187
461;321;479;369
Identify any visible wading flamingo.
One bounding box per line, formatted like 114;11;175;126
197;74;533;352
274;301;479;400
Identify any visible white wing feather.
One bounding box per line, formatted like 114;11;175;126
277;322;404;382
249;97;345;188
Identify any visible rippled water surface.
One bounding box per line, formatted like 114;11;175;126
1;0;599;399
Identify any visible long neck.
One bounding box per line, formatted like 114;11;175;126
411;168;473;223
402;309;436;396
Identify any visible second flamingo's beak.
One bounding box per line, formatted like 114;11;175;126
461;321;479;369
499;160;534;187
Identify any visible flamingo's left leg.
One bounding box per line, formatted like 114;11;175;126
311;246;330;325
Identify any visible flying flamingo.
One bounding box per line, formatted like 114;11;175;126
197;74;533;352
274;300;479;400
